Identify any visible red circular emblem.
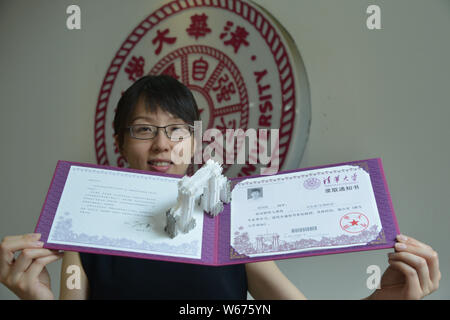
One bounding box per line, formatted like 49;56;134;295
340;212;370;234
94;0;311;177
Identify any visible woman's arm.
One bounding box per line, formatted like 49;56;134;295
245;261;307;300
59;251;89;300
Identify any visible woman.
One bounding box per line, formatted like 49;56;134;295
0;75;441;299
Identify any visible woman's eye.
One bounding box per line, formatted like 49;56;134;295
170;126;182;131
136;126;153;133
167;127;180;135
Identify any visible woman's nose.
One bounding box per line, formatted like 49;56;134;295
151;128;171;152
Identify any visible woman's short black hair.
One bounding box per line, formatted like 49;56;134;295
113;75;200;150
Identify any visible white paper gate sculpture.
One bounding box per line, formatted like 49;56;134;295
164;159;231;238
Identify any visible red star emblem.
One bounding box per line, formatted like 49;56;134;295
350;219;359;226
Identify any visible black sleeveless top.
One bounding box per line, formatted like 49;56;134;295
80;252;248;300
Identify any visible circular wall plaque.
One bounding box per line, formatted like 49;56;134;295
94;0;311;177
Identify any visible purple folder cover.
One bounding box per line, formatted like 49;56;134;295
35;158;400;266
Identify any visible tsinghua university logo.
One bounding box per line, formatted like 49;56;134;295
94;0;311;177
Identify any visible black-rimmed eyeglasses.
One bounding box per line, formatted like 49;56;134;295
126;124;194;141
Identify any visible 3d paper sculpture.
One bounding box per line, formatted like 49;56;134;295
164;159;231;238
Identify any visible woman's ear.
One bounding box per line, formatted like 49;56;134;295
113;134;127;161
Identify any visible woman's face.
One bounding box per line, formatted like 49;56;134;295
114;100;194;176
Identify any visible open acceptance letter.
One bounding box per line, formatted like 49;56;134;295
35;158;400;265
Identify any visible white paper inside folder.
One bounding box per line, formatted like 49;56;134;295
164;159;232;238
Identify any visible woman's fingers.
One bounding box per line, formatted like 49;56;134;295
388;250;433;296
395;234;441;290
1;234;43;261
8;249;60;285
0;234;62;300
24;253;63;282
397;234;431;250
386;259;422;299
1;233;42;250
0;234;43;280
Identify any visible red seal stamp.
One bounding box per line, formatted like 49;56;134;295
94;0;311;177
340;212;369;234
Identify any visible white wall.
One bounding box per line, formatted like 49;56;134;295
1;0;449;299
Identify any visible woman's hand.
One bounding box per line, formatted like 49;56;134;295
368;234;441;300
0;233;63;300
